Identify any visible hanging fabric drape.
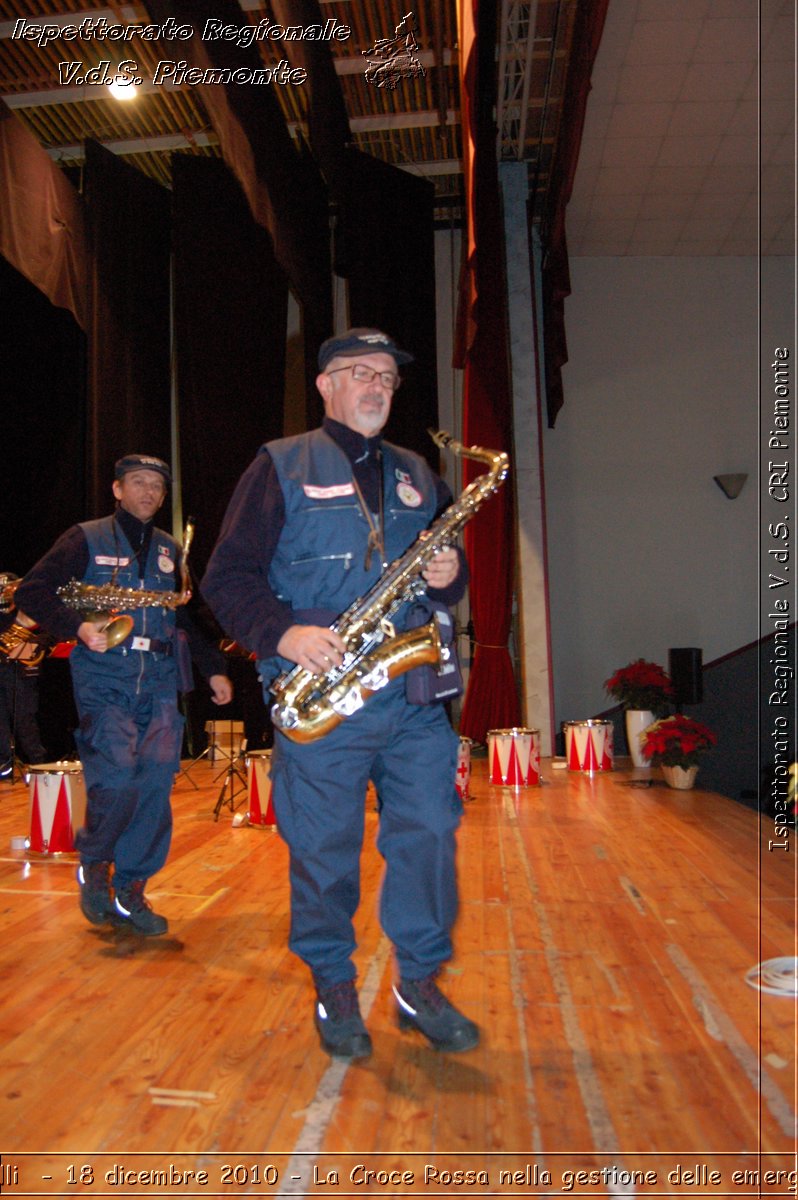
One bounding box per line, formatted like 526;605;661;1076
0;256;86;573
336;148;440;468
455;0;520;743
83;140;172;519
172;156;289;577
0;101;86;329
147;0;333;424
540;0;610;427
270;6;441;458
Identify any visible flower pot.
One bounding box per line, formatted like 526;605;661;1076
625;709;654;767
662;764;699;790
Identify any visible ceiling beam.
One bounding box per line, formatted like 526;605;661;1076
1;54;456;110
43;128;461;176
0;8;140;38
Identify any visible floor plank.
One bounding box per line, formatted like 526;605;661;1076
0;753;794;1196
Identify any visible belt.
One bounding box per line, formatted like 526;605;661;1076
128;636;173;656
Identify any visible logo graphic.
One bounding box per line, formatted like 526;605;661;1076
363;11;426;90
396;481;422;508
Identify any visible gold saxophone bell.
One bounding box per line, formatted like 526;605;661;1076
84;611;135;648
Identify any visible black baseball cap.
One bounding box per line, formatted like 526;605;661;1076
318;327;414;371
114;454;171;484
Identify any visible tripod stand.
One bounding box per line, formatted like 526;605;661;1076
211;720;248;820
176;741;211;789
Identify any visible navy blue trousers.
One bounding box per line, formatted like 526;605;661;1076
269;681;462;986
70;651;183;889
0;659;46;764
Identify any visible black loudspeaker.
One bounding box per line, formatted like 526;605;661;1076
669;647;703;706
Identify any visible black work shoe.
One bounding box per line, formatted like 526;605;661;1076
394;976;479;1052
314;980;373;1060
77;861;114;925
114;880;168;936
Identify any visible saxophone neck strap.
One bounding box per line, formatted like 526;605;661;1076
351;451;386;573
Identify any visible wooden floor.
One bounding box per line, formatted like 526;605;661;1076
0;752;795;1198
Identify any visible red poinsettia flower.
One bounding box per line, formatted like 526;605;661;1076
604;659;674;715
642;715;717;768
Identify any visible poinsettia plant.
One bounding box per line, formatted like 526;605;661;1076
604;659;674;715
642;715;717;768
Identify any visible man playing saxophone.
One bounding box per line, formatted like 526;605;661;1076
202;328;479;1059
14;454;232;935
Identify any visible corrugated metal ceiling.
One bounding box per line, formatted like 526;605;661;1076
0;1;578;226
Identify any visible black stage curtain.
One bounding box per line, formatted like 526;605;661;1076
270;0;351;189
172;156;289;578
539;0;610;427
0;255;86;574
147;0;333;425
336;149;439;468
84;140;172;519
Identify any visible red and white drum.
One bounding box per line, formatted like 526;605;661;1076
245;750;276;827
488;728;541;787
563;720;614;773
455;737;473;801
27;762;87;854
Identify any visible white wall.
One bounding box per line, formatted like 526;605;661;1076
543;255;789;731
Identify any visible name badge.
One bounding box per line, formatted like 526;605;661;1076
304;483;356;499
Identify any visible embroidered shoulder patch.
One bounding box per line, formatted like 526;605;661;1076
396;482;423;508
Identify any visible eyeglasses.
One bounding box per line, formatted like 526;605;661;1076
327;363;401;391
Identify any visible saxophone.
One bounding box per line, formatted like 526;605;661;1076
56;519;195;648
271;432;509;743
0;575;54;666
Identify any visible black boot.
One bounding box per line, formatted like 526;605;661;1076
314;979;372;1059
394;975;479;1052
114;880;168;936
77;861;114;925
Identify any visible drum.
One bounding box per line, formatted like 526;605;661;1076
563;720;614;772
488;728;541;787
245;750;276;827
455;737;473;801
27;762;87;854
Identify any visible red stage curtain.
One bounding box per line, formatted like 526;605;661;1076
456;0;520;742
0;101;86;329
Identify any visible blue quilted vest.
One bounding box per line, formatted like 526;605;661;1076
260;427;439;684
71;515;179;671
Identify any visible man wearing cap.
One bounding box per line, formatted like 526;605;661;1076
15;455;232;935
202;328;479;1059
